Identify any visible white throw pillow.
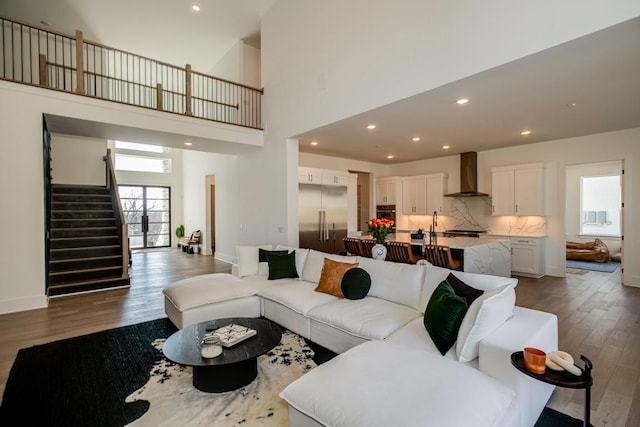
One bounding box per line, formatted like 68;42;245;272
236;245;272;278
456;283;516;362
300;250;357;284
275;245;309;280
357;256;425;310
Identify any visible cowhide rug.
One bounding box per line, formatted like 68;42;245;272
125;330;316;426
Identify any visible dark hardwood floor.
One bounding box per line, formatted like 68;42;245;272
0;250;637;426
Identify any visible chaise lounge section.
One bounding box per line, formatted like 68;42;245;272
163;245;558;427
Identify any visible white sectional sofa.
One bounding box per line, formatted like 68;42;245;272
163;245;558;427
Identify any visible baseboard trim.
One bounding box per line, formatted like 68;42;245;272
0;294;48;315
214;252;235;265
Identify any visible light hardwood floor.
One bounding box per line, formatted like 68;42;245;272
1;249;638;426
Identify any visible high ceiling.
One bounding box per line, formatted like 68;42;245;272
295;17;640;163
1;3;639;164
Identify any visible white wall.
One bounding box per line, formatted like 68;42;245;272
210;40;261;88
181;150;239;263
210;42;242;82
51;134;107;185
243;44;261;88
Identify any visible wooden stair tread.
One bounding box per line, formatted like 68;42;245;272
50;255;122;264
49;266;123;276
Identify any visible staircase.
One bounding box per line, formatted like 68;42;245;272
49;184;130;296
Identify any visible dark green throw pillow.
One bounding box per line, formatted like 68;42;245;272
446;273;484;306
423;280;469;355
259;248;288;263
340;268;371;300
266;250;299;280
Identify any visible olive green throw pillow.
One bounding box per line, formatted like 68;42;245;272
423;280;469;355
265;250;299;280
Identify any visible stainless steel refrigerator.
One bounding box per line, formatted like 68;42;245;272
299;184;348;254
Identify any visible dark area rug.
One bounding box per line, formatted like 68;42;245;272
535;407;590;426
0;318;177;427
566;259;619;272
1;318;585;426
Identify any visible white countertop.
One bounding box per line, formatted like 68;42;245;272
364;233;509;249
483;234;547;239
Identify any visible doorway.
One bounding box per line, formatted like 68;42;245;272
210;184;216;255
349;171;371;232
564;161;623;275
119;185;172;249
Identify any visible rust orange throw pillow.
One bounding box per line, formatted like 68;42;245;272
315;258;359;298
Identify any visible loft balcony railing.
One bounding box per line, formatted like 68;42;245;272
0;16;263;129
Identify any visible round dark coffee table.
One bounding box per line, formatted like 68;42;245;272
163;317;282;393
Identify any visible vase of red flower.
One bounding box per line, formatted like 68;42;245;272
366;218;394;260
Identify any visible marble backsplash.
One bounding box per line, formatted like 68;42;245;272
398;197;546;237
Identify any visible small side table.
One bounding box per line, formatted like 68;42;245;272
511;352;593;427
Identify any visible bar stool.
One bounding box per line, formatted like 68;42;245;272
423;245;462;270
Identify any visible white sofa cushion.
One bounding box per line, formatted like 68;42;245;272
275;245;309;279
241;274;299;292
162;273;256;310
356;256;425;310
307;297;420;340
258;281;338;315
301;250;356;284
386;318;459;360
280;340;515;427
456;283;516;362
236;245;272;278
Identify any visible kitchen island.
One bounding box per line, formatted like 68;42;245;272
360;233;511;277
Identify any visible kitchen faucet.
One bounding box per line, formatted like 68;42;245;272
432;211;438;246
429;211;438;246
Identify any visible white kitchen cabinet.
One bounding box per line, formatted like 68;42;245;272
426;173;448;214
491;163;544;216
299;167;348;186
511;237;544;277
402;176;428;215
298;168;322;184
375;177;399;205
321;173;349;186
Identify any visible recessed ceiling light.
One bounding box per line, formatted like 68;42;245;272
367;124;376;130
567;103;577;108
442;145;450;149
310;141;318;146
192;4;201;11
456;98;469;105
184;141;193;146
387;155;394;159
412;137;421;142
520;130;532;136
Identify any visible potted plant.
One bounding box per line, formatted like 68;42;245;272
366;218;394;260
176;224;185;248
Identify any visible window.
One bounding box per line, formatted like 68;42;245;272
115;154;172;173
115;140;170;153
113;140;172;173
580;175;621;236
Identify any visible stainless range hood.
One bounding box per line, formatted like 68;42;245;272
445;151;490;197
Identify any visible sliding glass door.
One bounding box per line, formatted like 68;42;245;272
119;185;171;249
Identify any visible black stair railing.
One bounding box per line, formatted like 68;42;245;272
104;149;130;279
